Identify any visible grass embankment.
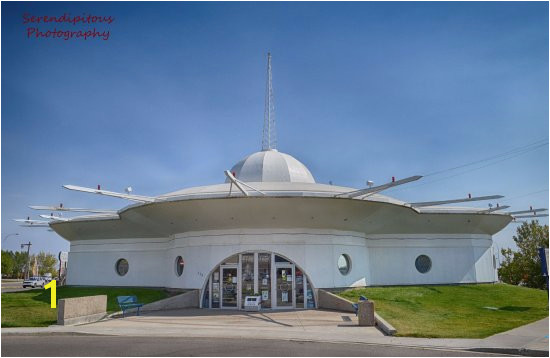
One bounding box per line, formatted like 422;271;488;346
338;283;549;338
2;286;169;327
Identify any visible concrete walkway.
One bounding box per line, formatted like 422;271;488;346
476;316;549;355
3;309;548;356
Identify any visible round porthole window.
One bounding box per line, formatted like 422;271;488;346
415;255;432;274
115;258;129;276
338;254;351;275
175;256;184;277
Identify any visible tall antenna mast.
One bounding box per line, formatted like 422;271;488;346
262;52;276;151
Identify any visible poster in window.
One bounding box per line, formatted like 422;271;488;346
262;290;269;301
281;291;288;302
213;272;219;281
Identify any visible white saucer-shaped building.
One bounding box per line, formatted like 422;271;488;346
47;54;511;310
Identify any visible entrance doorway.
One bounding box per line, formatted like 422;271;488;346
275;266;294;308
202;252;315;310
220;266;238;309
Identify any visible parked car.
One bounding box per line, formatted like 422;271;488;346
22;277;45;288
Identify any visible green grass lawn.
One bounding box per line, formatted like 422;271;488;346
1;286;169;327
338;283;549;338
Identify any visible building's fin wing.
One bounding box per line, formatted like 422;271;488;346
13;218;50;227
508;208;548;215
30;205;117;214
512;214;549;219
335;175;423;198
13;218;49;224
39;214;69;221
234;178;266;195
19;223;51;227
480;205;510;213
410;195;504;207
224;170;249;197
63;185;156;203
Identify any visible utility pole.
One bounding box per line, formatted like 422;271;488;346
20;241;32;280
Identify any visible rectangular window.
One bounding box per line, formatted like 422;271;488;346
306;279;315;308
295;268;304;308
241;253;255;308
203;277;210;308
258;253;271;308
211;270;220;308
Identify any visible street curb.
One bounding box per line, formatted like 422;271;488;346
468;347;549;357
1;331;109;337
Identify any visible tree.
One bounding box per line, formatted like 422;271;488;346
498;220;549;289
1;250;15;278
34;251;58;277
12;251;29;279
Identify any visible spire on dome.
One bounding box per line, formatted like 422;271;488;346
262;52;276;151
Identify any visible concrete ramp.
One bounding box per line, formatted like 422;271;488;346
139;290;200;312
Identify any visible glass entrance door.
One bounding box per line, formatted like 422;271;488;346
203;252;316;310
276;266;294;308
221;266;238;309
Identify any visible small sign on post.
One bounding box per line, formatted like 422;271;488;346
538;248;549;296
538;248;549;276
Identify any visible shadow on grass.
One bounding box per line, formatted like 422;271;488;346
499;306;531;312
424;287;442;293
29;290;51;304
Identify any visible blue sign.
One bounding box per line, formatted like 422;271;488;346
538;247;548;276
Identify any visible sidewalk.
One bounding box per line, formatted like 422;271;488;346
3;309;548;356
475;316;549;356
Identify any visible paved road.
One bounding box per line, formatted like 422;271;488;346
1;287;35;293
1;286;35;293
1;335;513;357
1;280;35;293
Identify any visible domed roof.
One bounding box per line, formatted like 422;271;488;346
227;150;315;183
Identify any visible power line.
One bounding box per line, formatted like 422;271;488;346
500;188;549;202
414;143;547;186
385;139;548;193
424;138;548;177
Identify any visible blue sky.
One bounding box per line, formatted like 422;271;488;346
2;2;548;259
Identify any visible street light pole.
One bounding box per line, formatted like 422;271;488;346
2;233;19;243
20;242;32;280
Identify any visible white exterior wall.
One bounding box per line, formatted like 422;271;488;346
366;234;496;285
66;238;170;287
66;230;496;288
